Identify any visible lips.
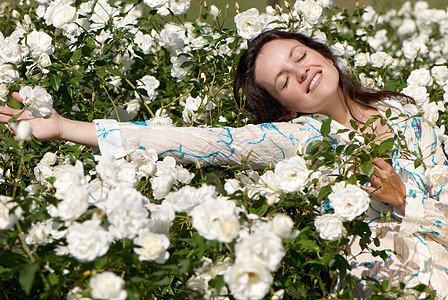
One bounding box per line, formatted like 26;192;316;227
307;72;322;94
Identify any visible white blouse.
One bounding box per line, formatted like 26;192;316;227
94;100;448;298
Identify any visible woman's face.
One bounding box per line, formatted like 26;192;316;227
254;39;341;115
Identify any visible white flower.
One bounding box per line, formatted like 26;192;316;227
0;195;23;230
38;53;52;71
19;86;53;118
108;202;149;239
55;185;89;221
41;152;58;165
274;156;312;193
136;75;159;103
422;101;443;127
89;271;127;300
97;185;148;215
235;232;284;271
143;0;168;8
133;231;170;263
294;0;323;25
134;31;154;55
146;201;175;235
224;261;272;300
66;219;112;262
0;63;20;84
0;37;27;65
431;65;448;85
150;174;176;199
11;121;32;141
426;165;448;188
354;52;369;67
167;0;191;16
25;219;57;245
26;30;54;59
314;214;346;241
96;155;137;187
170;55;191;81
269;214;299;239
189;197;240;243
234;8;264;40
328;184;370;221
0;83;8;104
402;85;429;107
407;68;433;87
44;2;77;29
130;148;158;177
369;51;394;68
403;39;428;60
209;5;220;18
53;160;89;199
165;184;216;213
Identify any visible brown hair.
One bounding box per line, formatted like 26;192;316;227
234;29;412;124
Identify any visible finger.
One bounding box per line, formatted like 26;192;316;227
372;157;393;170
0;105;23;116
12;92;24;103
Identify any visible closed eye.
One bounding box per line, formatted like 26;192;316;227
296;52;307;62
282;76;289;89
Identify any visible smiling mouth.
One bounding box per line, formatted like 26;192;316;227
307;72;322;93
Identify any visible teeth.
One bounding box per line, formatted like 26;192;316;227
308;73;321;92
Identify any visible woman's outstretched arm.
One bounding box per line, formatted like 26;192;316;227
0;92;98;148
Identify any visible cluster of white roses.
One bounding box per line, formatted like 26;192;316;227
314;183;370;241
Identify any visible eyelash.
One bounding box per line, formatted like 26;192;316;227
282;52;307;89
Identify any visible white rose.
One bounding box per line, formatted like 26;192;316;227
53;161;89;199
224;261;272;300
402;85;429;107
41;152;58;165
66;219;112;262
25;220;56;245
26;30;54;59
0;83;8;104
97;185;148;215
0;63;20;84
234;8;264;40
11;121;32;141
0;37;27;65
38;53;52;71
170;55;191;81
421;101;443;127
189;197;240;243
0;195;23;230
96;155;137;187
209;5;220;18
165;184;216;213
108;202;149;239
130;148;157;177
369;51;394;68
150;174;176;199
270;213;299;239
354;52;369;67
407;68;433;87
44;2;77;29
167;0;191;16
19;86;53;118
56;185;89;221
125;98;140;119
34;162;54;185
89;271;127;300
403;40;428;60
137;75;159;103
235;232;284;271
133;231;170;263
134;31;154;55
143;0;168;8
426;165;448;188
314;214;346;241
329;184;370;221
294;0;323;25
431;65;448;85
274;156;312;193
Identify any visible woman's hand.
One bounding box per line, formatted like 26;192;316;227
364;157;406;214
0;92;64;141
0;92;98;148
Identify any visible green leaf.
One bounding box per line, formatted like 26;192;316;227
360;161;374;178
306;140;321;154
49;74;61;91
385;108;391;118
378;138;394;154
19;263;39;295
350;119;358;130
70;49;82;64
320;118;332;137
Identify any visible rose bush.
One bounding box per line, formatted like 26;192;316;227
0;0;446;299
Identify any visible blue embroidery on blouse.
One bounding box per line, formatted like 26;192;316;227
260;122;299;145
411;118;422;140
96;126;119;139
131;121;149;126
248;133;266;145
444;268;448;275
365;262;374;269
322;200;332;211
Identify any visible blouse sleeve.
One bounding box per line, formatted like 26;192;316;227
397;104;448;246
93;119;318;169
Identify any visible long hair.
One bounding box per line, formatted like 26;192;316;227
233;29;412;124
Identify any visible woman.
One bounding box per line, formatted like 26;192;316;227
1;29;447;297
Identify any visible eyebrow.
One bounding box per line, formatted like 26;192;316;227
273;44;301;87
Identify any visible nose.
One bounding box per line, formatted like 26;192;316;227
293;66;309;83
